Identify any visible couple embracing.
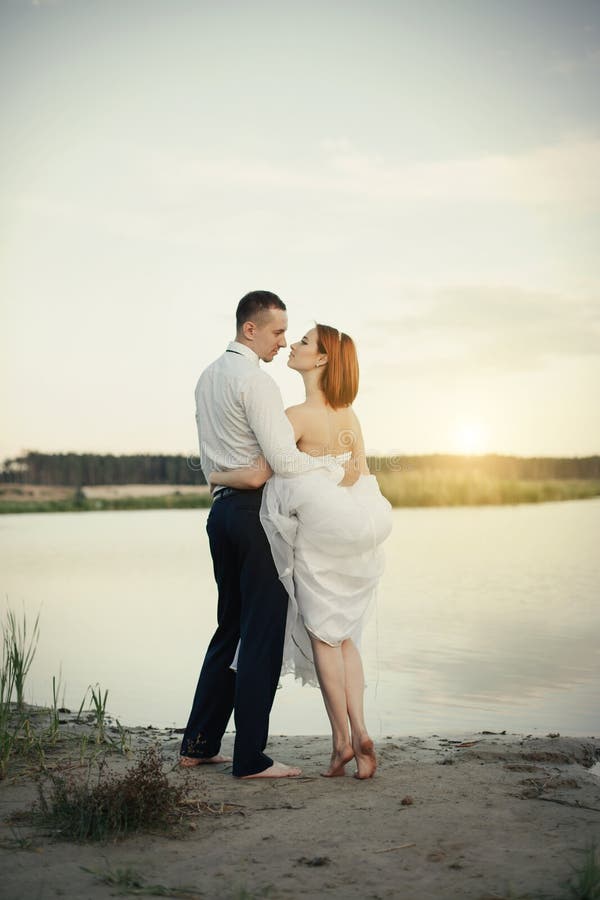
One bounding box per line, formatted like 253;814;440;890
179;291;392;779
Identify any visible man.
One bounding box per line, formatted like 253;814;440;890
180;290;337;778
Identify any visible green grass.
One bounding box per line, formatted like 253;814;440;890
0;492;212;515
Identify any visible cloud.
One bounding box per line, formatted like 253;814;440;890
552;47;600;75
367;285;600;374
150;135;600;213
12;130;600;252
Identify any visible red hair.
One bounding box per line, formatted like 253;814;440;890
316;324;359;408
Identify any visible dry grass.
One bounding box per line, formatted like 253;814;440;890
30;745;186;841
375;470;600;507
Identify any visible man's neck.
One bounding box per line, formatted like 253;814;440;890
228;338;260;364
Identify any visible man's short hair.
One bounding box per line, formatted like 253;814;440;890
236;290;286;330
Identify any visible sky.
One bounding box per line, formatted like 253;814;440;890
1;0;599;462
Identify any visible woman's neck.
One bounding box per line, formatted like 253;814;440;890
301;370;327;406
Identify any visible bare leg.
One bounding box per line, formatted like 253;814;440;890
309;634;354;776
341;639;377;779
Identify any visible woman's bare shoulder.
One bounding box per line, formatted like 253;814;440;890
285;402;309;419
343;405;363;430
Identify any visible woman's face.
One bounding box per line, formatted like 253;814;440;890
288;327;326;372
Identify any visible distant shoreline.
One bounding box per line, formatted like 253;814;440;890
0;482;212;514
1;476;600;513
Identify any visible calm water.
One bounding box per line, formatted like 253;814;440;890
1;499;599;736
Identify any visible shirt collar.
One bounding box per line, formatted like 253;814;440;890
226;340;260;366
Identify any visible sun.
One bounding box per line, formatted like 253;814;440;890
453;422;488;456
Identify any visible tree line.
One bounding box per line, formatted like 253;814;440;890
2;451;600;486
1;452;206;486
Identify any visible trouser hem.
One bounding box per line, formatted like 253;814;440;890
232;753;274;778
180;736;222;759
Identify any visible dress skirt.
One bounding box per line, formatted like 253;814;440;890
259;458;393;686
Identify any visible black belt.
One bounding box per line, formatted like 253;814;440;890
212;486;263;502
212;487;240;502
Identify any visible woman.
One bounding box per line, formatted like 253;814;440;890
210;324;392;778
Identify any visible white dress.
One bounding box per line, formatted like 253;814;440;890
259;452;393;686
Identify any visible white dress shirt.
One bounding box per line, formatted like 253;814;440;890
195;341;341;485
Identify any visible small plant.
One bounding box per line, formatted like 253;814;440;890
563;843;600;900
82;864;202;897
108;718;132;755
89;684;108;743
0;606;42;778
5;608;40;710
0;632;17;778
227;888;273;900
77;683;109;743
33;745;185;841
47;672;62;742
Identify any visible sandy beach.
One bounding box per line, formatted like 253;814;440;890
0;484;210;502
1;718;599;900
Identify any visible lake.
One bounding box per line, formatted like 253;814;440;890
1;499;599;737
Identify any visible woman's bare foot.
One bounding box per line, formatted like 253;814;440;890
321;744;354;777
239;761;302;779
179;754;232;768
353;735;377;779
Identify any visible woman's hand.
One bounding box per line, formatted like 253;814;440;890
338;451;369;487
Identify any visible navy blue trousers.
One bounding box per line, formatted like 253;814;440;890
180;487;288;776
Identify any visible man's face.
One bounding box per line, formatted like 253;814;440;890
247;308;288;362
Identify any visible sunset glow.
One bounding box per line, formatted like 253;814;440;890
1;2;599;460
453;422;489;456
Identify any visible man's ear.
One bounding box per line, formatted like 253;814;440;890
242;320;256;341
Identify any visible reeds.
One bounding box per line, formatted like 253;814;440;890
375;470;600;508
0;634;17;779
80;684;109;743
0;606;40;777
4;607;39;710
0;609;127;777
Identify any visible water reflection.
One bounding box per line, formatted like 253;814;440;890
1;499;599;736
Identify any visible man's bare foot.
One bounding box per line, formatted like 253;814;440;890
353;736;377;779
179;754;232;768
239;761;302;779
321;744;354;777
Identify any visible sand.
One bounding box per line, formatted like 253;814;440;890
1;719;599;900
0;483;210;502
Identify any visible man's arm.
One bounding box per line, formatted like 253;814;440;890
242;373;342;479
209;456;272;489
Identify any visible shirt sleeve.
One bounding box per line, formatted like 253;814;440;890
242;372;343;480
